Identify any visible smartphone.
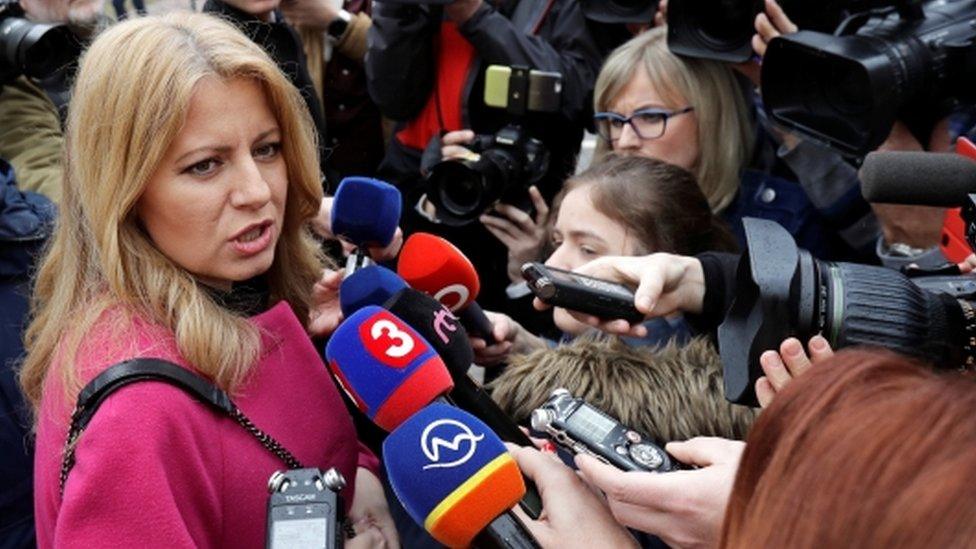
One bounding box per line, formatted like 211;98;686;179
521;262;645;323
484;65;562;114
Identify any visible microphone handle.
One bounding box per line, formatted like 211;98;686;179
447;375;544;520
473;512;541;549
459;302;495;340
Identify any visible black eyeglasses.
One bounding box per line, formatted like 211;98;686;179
593;106;694;142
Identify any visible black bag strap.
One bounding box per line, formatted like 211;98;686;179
60;358;304;497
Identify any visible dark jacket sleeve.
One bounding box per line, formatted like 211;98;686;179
458;2;602;124
366;3;440;121
687;252;740;337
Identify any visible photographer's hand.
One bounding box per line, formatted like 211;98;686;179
576;437;744;549
534;254;705;338
440;129;477;161
507;445;639;549
480;185;550;283
752;0;797;59
756;335;834;408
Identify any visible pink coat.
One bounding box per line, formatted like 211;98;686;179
33;301;379;548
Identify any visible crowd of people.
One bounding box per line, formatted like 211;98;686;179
2;0;975;547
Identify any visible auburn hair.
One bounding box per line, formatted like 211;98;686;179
721;348;976;548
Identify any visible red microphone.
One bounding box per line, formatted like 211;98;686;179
397;233;495;339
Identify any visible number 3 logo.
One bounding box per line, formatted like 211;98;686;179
370;319;415;358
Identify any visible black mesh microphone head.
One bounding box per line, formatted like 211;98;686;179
383;288;475;376
860;151;976;207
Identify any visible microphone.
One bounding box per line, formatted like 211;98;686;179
861;151;976;207
384;403;539;549
331;177;402;272
339;265;408;318
383;288;544;519
397;232;495;339
324;306;454;431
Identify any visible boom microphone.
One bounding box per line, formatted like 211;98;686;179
383;288;544;519
397;232;495;339
331;176;402;248
384;403;538;549
324;306;454;431
861;151;976;207
339;265;408;317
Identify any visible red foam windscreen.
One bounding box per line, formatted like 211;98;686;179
397;233;480;312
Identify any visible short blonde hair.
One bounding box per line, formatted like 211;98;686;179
593;26;753;213
21;12;327;409
489;335;756;443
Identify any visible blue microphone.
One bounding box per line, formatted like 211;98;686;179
330;176;402;272
339;265;408;318
384;403;537;549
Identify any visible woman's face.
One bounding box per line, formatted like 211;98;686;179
606;65;701;172
137;77;288;291
546;186;640;335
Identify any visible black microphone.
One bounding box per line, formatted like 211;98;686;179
383;287;544;520
861;151;976;207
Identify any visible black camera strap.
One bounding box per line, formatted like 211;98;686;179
59;358;304;498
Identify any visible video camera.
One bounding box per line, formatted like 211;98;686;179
0;1;79;86
718;216;976;407
761;0;976;157
424;65;559;226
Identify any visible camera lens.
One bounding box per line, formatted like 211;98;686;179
0;17;77;80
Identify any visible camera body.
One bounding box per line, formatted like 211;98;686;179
266;467;347;549
0;1;79;86
531;388;678;473
426;124;549;226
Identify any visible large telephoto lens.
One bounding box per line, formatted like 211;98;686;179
761;0;976;156
0;16;76;81
719;218;966;406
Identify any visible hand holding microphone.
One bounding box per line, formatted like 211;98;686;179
327;177;405;265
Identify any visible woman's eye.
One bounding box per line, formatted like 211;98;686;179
580;245;599;257
185;158;220;177
609;118;626;128
254;142;282;159
551;238;563;248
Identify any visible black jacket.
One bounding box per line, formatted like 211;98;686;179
366;0;602;312
203;0;335;190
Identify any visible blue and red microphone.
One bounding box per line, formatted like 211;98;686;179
324;305;453;431
384;403;538;548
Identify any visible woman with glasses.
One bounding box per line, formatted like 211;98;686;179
591;25;868;260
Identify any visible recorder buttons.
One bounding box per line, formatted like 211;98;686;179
630;444;665;470
625;430;642;443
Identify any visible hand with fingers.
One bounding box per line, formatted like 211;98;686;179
480;185;551;283
507;444;639;549
752;0;798;59
575;437;745;549
311;196;405;262
756;335;834;408
347;468;400;549
534;254;705;338
309;268;345;338
441;129;478;161
654;0;667;26
469;310;546;366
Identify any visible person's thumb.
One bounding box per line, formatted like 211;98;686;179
665;437;743;468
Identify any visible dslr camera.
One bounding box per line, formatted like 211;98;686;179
0;1;79;86
718;217;976;406
424;65;559;226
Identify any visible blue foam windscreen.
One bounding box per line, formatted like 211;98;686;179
330;177;402;248
325;306;453;431
383;403;525;547
340;265;408;318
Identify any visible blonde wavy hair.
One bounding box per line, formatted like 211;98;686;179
20;12;327;410
593;26;754;213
